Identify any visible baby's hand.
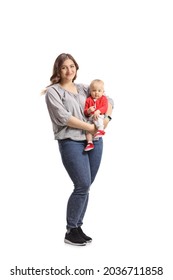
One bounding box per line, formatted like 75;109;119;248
93;110;101;120
88;106;95;114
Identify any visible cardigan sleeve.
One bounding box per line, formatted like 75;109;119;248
45;87;72;126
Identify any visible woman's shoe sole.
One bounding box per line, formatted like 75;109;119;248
64;239;86;246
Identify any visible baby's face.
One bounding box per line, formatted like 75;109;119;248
90;82;104;99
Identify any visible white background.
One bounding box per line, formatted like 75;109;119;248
0;0;173;279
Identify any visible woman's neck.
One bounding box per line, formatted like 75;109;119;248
59;80;73;86
58;81;78;94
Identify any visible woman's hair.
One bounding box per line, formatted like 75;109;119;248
50;53;79;84
41;53;79;95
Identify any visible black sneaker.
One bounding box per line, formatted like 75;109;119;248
77;227;92;243
64;228;87;246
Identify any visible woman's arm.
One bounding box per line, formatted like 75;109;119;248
67;103;112;133
104;102;113;128
67;116;96;134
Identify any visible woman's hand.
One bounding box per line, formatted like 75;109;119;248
93;110;101;121
87;124;97;135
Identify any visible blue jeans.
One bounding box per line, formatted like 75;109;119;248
58;138;103;229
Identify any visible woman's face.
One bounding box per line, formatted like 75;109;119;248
59;58;77;82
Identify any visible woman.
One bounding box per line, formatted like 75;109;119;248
44;53;113;246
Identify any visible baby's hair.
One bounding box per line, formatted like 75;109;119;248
90;79;104;87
